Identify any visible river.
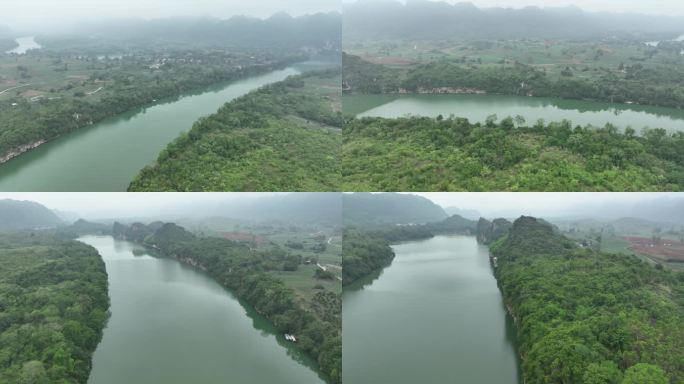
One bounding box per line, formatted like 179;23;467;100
342;235;520;384
79;235;325;384
345;93;684;133
5;36;41;54
0;61;324;191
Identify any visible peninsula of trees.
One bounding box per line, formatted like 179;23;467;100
129;70;342;191
489;216;684;383
112;221;342;383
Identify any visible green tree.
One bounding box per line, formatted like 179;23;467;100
622;364;668;384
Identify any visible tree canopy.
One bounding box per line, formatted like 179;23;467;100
490;217;684;383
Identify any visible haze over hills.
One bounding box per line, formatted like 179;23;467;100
155;193;343;224
484;197;684;225
32;12;342;50
443;206;480;220
0;200;63;230
343;192;448;227
343;0;684;40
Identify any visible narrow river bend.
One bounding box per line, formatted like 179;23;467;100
79;236;325;384
342;235;520;384
0;63;315;191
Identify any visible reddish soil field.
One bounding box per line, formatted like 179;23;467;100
221;232;267;245
624;236;684;262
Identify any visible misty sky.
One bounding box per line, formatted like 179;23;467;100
344;0;684;16
410;192;684;218
1;0;340;31
0;193;281;219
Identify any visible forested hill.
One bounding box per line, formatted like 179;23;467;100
0;232;109;383
0;199;63;230
343;193;447;227
490;216;684;383
113;222;342;383
344;1;684;40
52;12;341;50
476;217;512;245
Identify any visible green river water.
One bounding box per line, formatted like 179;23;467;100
79;235;325;384
345;93;684;133
0;62;331;191
343;235;520;384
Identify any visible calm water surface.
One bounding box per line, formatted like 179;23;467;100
5;36;41;54
79;236;325;384
0;61;330;191
343;235;520;384
346;93;684;133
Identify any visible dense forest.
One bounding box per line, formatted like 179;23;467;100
343;213;477;285
129;70;342;191
343;53;684;109
342;228;395;286
490;216;684;383
0;232;109;383
112;222;341;383
343;115;684;191
0;51;303;162
402;61;684;109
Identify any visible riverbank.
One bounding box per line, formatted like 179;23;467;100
128;69;342;192
111;222;341;383
80;235;326;384
343;50;684;109
489;216;684;383
0;139;45;164
0;57;300;167
0;65;315;191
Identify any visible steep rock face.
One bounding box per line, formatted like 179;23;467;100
476;217;512;245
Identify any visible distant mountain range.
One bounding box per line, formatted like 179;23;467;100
159;193;342;225
57;12;341;50
344;0;684;40
0;199;63;230
343;192;448;227
444;206;480;220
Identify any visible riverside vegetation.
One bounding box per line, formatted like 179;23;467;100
112;221;342;383
490;216;684;384
343;115;684;191
341;1;684;191
0;12;340;170
0;232;109;383
0;49;303;163
129;70;342;191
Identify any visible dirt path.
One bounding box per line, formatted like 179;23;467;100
86;86;103;95
0;83;33;96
